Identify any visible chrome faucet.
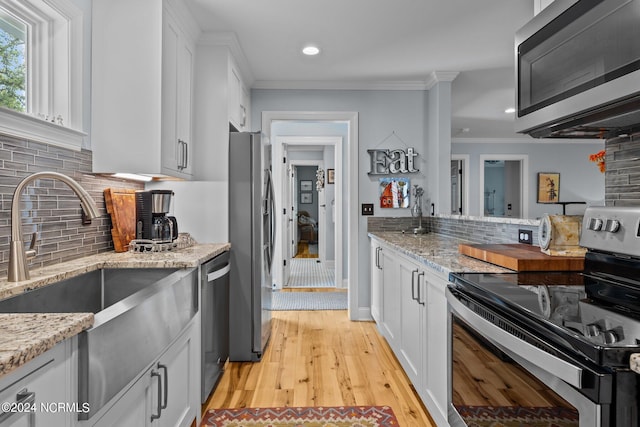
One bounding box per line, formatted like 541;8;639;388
8;172;100;282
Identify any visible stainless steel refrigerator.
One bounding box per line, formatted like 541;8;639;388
229;131;275;361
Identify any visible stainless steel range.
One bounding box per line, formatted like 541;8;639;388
448;206;640;427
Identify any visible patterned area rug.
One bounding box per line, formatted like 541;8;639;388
272;291;347;311
286;259;335;288
455;406;579;427
201;406;399;426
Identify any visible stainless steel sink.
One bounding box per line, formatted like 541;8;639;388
0;267;198;419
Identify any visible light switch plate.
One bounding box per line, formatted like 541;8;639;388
362;203;374;216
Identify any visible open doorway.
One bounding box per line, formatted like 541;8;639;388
263;111;360;319
280;139;339;289
479;154;529;218
293;165;320;259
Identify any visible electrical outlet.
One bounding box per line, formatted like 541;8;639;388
362;203;374;216
518;229;533;244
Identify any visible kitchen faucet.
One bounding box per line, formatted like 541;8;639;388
8;172;100;282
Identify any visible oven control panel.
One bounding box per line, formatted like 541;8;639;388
581;206;640;258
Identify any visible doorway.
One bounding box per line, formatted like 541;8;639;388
276;136;342;292
263;112;359;319
479;154;529;218
284;156;337;289
451;154;469;215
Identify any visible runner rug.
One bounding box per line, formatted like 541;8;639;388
201;406;399;426
455;406;579;427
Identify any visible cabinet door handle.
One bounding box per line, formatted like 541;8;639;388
417;272;426;305
177;139;184;170
0;388;35;425
411;269;419;301
183;141;188;169
150;369;162;421
158;363;168;410
376;247;382;269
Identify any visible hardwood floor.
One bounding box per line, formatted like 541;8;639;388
294;240;319;259
203;310;436;426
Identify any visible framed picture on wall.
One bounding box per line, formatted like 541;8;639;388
300;180;313;191
327;169;335;184
300;192;313;204
537;172;560;203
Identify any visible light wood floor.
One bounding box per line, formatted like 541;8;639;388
203;310;436;426
294;240;319;259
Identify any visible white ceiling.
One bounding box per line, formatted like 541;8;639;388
184;0;536;139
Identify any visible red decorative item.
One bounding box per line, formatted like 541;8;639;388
589;150;606;173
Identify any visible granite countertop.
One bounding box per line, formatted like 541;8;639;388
0;242;230;380
368;231;511;277
0;313;94;377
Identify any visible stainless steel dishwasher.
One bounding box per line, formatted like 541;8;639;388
201;251;230;403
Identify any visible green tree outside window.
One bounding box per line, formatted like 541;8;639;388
0;26;26;112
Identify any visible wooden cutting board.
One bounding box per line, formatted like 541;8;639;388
459;243;584;271
104;188;137;252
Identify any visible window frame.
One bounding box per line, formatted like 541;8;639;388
0;0;85;150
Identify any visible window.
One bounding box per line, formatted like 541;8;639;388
0;0;85;150
0;8;26;112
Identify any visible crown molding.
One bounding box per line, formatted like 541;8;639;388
252;80;432;91
198;32;254;85
424;71;460;89
452;136;604;144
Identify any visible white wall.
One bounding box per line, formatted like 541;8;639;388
452;139;606;218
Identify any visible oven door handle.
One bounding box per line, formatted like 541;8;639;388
446;288;583;388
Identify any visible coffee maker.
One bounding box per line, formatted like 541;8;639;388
135;190;178;243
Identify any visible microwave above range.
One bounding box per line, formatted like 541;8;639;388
515;0;640;139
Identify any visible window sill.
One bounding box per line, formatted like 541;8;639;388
0;107;86;151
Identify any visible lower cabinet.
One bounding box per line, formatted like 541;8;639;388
369;238;450;426
0;338;75;427
91;317;199;427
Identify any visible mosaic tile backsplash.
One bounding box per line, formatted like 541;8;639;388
0;134;142;278
367;215;540;246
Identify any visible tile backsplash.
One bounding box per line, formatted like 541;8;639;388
604;133;640;206
367;215;539;245
0;134;142;278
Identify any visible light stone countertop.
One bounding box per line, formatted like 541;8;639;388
0;243;230;379
368;231;511;278
0;313;94;377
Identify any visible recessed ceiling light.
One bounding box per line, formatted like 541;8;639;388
505;107;516;114
302;45;320;56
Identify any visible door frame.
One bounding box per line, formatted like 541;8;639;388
276;137;341;290
290;160;326;263
263;111;360;319
451;154;469;215
479;154;529;218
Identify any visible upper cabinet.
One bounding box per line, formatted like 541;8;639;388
228;60;251;132
91;0;198;179
192;35;253;181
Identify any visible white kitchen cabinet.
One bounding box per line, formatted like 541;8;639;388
370;239;383;323
423;274;449;424
228;64;250;132
368;240;450;427
91;0;197;179
89;318;199;427
193;39;253;181
380;247;401;348
0;339;75;427
398;258;425;391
